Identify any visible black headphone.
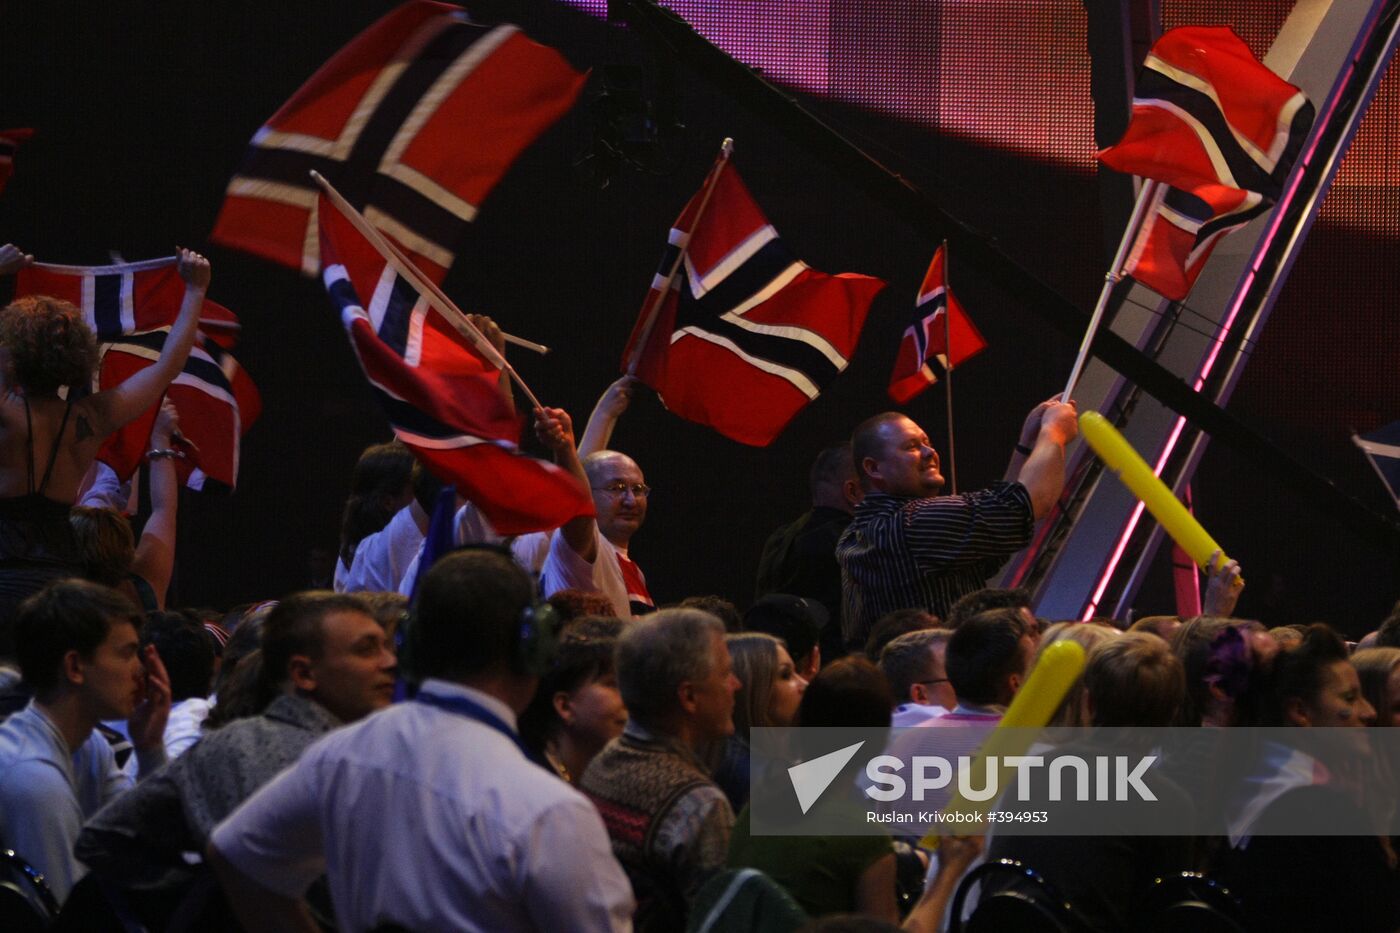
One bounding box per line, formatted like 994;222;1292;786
398;544;561;681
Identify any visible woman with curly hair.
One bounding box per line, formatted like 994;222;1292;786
0;243;209;618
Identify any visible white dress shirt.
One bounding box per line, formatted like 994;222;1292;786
342;505;425;593
163;696;213;759
210;680;634;932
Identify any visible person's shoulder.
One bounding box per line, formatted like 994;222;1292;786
0;752;71;805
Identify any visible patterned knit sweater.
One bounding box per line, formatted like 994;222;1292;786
581;723;734;931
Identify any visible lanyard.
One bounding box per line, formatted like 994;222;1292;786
414;689;534;761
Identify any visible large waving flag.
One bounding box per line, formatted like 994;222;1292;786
15;259;260;489
0;128;33;198
623;149;885;447
317;192;593;534
1098;26;1314;300
211;1;586;283
887;244;986;404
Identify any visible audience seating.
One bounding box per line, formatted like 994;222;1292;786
948;858;1087;933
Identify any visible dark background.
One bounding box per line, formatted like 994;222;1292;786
1;0;1395;632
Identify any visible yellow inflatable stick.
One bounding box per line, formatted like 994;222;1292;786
1079;410;1236;576
922;639;1086;846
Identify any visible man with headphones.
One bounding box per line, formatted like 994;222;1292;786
208;549;635;932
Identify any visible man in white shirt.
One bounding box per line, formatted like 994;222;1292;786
209;549;634;932
341;460;446;594
535;406;653;618
0;580;171;903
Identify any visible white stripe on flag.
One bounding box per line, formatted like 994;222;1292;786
1130;95;1239;189
671;326;821;399
689;225;778;298
120;271;136;334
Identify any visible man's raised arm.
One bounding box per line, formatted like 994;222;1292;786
579;375;637;459
534;406;598;563
1015;399;1079;520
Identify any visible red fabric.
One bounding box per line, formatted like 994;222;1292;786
1097;25;1313;300
95;338;261;490
318;193;592;535
616;552;653;608
1097;26;1309;200
210;1;586;283
14;259;259;489
623;156;884;447
0;128;34;198
887;244;987;404
16;259;240;343
1121;184;1264;301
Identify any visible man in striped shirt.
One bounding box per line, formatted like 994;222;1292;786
836;399;1078;648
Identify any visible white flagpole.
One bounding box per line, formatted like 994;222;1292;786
625;137;735;376
941;241;958;495
1060;178;1160;403
310;171;546;412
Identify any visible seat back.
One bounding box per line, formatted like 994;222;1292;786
950;858;1082;933
0;849;59;931
1140;872;1245;933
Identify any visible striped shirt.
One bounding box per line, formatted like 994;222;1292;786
836;482;1034;646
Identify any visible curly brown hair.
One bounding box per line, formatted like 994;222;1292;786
0;295;98;394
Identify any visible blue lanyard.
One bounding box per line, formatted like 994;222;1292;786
413;689;534;760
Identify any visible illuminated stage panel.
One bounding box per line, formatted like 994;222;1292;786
564;0;834;92
562;0;1096;168
828;1;1095;169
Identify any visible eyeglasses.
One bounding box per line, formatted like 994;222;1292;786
915;678;949;686
592;482;652;498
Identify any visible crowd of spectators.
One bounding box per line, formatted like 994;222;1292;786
0;260;1397;931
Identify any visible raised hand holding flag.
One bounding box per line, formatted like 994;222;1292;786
14;256;260;490
316;182;592;534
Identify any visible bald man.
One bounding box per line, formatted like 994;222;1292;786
535;408;654;618
836;398;1077;648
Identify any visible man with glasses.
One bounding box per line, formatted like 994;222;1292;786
879;628;956;726
535;406;655;618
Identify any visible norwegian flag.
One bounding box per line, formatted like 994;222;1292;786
887;244;987;404
1098;26;1313;202
211;1;586;283
14;259;260;489
317;192;593;534
623;150;885;447
1098;26;1314;300
0;128;33;198
95;332;261;490
1119;184;1271;301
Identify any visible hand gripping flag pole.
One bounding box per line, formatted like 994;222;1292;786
624;137;735;376
311;170;547;412
1060;178;1160;403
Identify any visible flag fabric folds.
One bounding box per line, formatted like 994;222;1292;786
1119;184;1270;303
0;128;33;198
1354;420;1400;513
623;155;885;447
14;259;260;490
1098;26;1315;300
317;193;593;534
211;0;586;283
887;244;987;404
